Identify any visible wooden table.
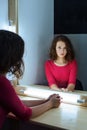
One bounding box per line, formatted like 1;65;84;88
17;85;87;130
3;85;87;130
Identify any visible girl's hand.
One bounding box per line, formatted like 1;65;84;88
61;88;73;92
61;88;68;92
48;94;61;108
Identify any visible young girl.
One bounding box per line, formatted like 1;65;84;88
45;35;77;92
0;30;61;129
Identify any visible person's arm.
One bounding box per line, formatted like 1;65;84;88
22;99;47;107
0;77;61;120
8;94;61;119
22;93;61;107
61;83;75;92
0;79;32;120
50;84;61;91
63;60;77;92
45;61;60;90
67;83;75;91
30;94;61;118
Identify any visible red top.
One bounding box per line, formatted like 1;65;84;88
45;60;77;88
0;76;32;129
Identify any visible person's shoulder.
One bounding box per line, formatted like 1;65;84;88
45;59;53;65
69;59;77;67
0;75;11;88
71;59;77;64
0;75;7;82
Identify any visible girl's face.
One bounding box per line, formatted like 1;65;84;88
56;41;67;59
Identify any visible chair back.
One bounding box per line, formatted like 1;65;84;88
75;79;83;90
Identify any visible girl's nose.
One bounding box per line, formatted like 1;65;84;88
61;49;64;52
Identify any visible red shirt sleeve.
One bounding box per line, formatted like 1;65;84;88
0;76;32;121
68;60;78;84
45;60;57;87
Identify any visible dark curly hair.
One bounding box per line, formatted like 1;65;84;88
49;35;75;61
0;30;24;78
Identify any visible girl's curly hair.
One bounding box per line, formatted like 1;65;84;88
49;35;75;61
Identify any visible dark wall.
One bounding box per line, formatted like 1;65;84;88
54;0;87;34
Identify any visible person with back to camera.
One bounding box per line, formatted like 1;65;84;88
45;35;78;92
0;30;61;129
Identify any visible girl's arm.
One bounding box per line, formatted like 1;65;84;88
1;77;61;120
30;94;61;118
50;84;61;91
8;94;61;119
45;61;60;90
22;93;61;107
66;83;75;91
61;83;75;92
22;99;47;107
62;60;77;92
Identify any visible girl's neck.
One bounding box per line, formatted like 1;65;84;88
54;58;68;66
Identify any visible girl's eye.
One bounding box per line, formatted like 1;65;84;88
58;47;61;49
64;47;66;50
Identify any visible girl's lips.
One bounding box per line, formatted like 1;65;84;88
60;54;64;55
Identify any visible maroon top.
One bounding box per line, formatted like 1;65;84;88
0;76;32;129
